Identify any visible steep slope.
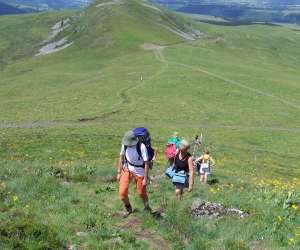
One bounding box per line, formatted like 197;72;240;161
0;0;203;121
0;1;25;15
0;11;73;69
0;1;300;249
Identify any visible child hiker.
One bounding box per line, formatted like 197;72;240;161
197;150;215;184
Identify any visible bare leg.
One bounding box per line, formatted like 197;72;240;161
204;173;208;184
200;175;205;184
175;188;183;199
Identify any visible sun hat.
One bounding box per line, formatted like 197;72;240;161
122;131;138;146
180;139;190;147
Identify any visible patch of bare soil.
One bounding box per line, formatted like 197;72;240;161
78;116;99;122
118;218;171;250
36;18;74;56
0;120;61;129
36;37;73;56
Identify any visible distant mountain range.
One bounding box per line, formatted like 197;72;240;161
0;0;92;11
0;2;26;15
153;0;300;9
152;0;300;23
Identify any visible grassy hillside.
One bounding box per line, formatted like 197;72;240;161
0;0;300;249
0;11;73;69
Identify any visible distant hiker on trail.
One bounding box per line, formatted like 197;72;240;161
172;140;194;199
196;150;215;184
117;130;151;217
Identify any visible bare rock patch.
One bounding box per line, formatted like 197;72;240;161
191;200;249;219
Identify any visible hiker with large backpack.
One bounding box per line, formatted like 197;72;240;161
171;139;194;199
117;128;153;217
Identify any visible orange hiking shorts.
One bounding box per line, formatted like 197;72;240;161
119;168;148;200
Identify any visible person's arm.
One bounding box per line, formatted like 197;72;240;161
141;144;150;186
188;157;194;192
142;161;150;186
152;146;158;161
209;157;215;171
117;155;124;181
117;145;125;181
196;155;203;163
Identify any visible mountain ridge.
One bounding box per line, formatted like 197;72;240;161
0;1;26;15
0;0;92;10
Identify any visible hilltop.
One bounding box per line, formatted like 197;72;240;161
0;0;300;249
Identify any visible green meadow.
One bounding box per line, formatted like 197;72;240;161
0;0;300;249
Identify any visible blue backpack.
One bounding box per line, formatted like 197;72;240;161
124;127;154;168
133;127;154;162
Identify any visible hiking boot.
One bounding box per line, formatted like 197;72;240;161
123;204;132;218
144;205;152;213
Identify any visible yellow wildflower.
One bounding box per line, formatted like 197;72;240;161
13;196;19;203
288;238;295;245
277;216;282;223
291;204;298;211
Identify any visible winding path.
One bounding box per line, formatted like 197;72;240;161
1;44;299;132
167;60;300;110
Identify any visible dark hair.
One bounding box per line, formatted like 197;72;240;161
204;149;210;154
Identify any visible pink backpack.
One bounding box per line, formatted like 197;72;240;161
165;143;177;160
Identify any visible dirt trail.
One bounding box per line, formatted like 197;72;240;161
1;120;299;133
118;217;171;250
156;23;196;41
141;3;162;12
93;44;168;119
168;61;300;110
96;0;123;8
2;42;300;131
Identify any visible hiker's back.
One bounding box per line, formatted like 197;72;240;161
175;152;191;173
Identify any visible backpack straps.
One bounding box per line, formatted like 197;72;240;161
123;142;145;168
136;141;142;160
